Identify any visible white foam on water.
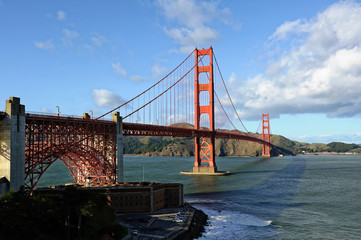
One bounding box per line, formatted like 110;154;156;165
186;199;223;204
193;205;272;240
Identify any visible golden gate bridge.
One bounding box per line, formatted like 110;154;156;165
0;47;271;192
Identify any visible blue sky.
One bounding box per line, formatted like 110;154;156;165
1;0;361;144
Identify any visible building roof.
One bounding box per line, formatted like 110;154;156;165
0;176;9;184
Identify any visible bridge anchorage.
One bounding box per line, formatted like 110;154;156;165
0;97;123;193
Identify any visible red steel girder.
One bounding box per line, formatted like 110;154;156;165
123;122;271;146
25;113;117;192
262;114;271;157
23;112;272;192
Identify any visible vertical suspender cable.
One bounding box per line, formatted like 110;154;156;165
213;52;249;133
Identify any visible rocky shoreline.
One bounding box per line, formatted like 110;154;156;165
175;208;208;240
118;204;208;240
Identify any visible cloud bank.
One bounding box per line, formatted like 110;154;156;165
157;0;239;53
34;40;54;50
229;1;361;120
57;10;66;20
295;132;361;144
92;89;125;109
62;29;79;46
111;62;146;82
91;33;106;47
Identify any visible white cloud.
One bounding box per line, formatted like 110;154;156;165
164;26;218;53
40;107;52;113
92;89;125;108
151;63;168;79
156;0;238;53
129;75;147;82
269;19;308;42
226;1;361;120
57;10;66;20
112;62;147;82
157;0;235;29
295;133;361;144
62;29;79;46
112;62;127;77
34;40;54;50
215;105;232;129
91;33;106;47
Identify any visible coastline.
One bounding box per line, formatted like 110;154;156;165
119;203;208;240
174;207;208;240
303;152;360;155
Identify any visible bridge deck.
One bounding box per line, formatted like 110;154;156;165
21;113;271;146
123;123;271;146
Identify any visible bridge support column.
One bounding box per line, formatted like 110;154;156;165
262;114;271;157
193;47;216;172
112;112;124;182
181;47;230;176
0;97;25;192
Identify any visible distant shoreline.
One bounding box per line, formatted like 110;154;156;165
302;152;360;155
124;152;360;157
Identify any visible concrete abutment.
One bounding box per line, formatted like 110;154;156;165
112;112;124;183
0;97;25;192
0;97;125;194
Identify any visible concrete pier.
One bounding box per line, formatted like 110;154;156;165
0;97;25;191
180;166;231;176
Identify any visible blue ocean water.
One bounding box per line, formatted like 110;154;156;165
38;154;361;239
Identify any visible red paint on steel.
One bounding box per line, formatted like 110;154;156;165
122;122;271;146
24;113;116;192
194;47;216;168
262;114;271;157
20;47;275;192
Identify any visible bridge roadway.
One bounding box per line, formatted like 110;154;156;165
1;98;271;192
21;112;271;147
21;113;272;147
123;122;271;147
22;112;271;147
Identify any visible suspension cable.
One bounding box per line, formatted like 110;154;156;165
197;57;233;130
96;49;196;120
123;49;210;120
256;119;262;134
199;56;249;135
214;91;238;130
213;52;249;133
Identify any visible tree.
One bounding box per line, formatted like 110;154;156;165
0;187;127;240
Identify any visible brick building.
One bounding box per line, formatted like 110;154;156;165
34;182;183;213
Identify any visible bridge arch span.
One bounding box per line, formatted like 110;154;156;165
24;114;117;191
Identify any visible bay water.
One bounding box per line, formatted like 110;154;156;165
38;155;361;239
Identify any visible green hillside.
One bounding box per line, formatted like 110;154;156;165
326;142;359;152
123;134;361;157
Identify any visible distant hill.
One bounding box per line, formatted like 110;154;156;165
123;132;361;157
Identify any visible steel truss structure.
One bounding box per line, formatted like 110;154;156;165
25;114;117;191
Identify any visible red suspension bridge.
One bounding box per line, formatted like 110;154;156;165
0;47;271;192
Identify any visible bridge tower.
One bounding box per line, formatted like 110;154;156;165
262;114;271;157
193;47;217;173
